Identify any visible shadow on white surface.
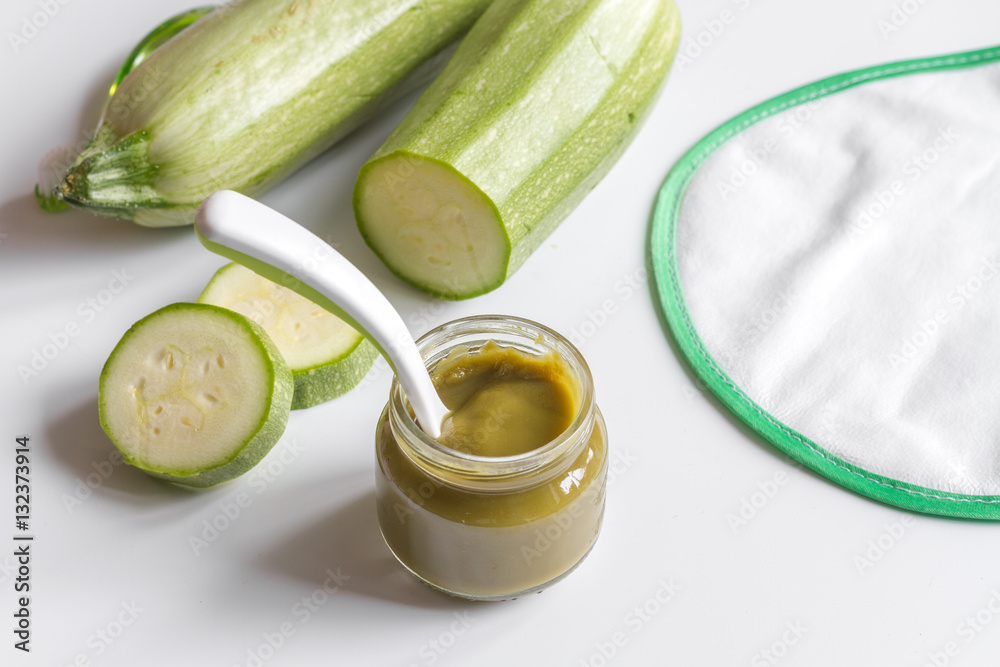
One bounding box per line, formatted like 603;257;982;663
256;489;477;611
0;193;192;258
46;393;201;503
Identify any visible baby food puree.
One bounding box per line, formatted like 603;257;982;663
434;340;579;457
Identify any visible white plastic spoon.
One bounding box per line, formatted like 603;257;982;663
195;190;449;439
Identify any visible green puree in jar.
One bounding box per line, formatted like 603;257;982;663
433;340;579;457
374;317;609;599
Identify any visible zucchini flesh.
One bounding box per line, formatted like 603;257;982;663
354;0;682;299
99;303;293;487
58;0;493;227
198;262;377;409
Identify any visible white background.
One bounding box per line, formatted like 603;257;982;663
2;1;1000;665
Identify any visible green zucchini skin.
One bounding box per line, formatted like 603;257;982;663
287;337;378;409
58;0;493;227
354;0;681;299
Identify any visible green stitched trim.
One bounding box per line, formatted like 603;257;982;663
651;45;1000;520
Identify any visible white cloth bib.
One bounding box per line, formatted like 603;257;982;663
652;46;1000;519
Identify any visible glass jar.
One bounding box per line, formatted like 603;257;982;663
375;315;608;601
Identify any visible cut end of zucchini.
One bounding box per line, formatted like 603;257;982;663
355;153;509;300
99;303;292;487
198;263;377;409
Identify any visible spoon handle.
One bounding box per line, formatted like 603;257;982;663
195;190;448;438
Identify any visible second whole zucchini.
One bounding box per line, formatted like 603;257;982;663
57;0;493;227
354;0;682;299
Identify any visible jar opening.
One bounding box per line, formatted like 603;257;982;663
388;315;596;484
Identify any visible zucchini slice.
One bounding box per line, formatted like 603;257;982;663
198;263;377;409
99;303;293;487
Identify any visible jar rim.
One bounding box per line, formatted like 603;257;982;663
388;314;596;481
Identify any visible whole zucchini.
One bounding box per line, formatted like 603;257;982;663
353;0;681;299
58;0;492;227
